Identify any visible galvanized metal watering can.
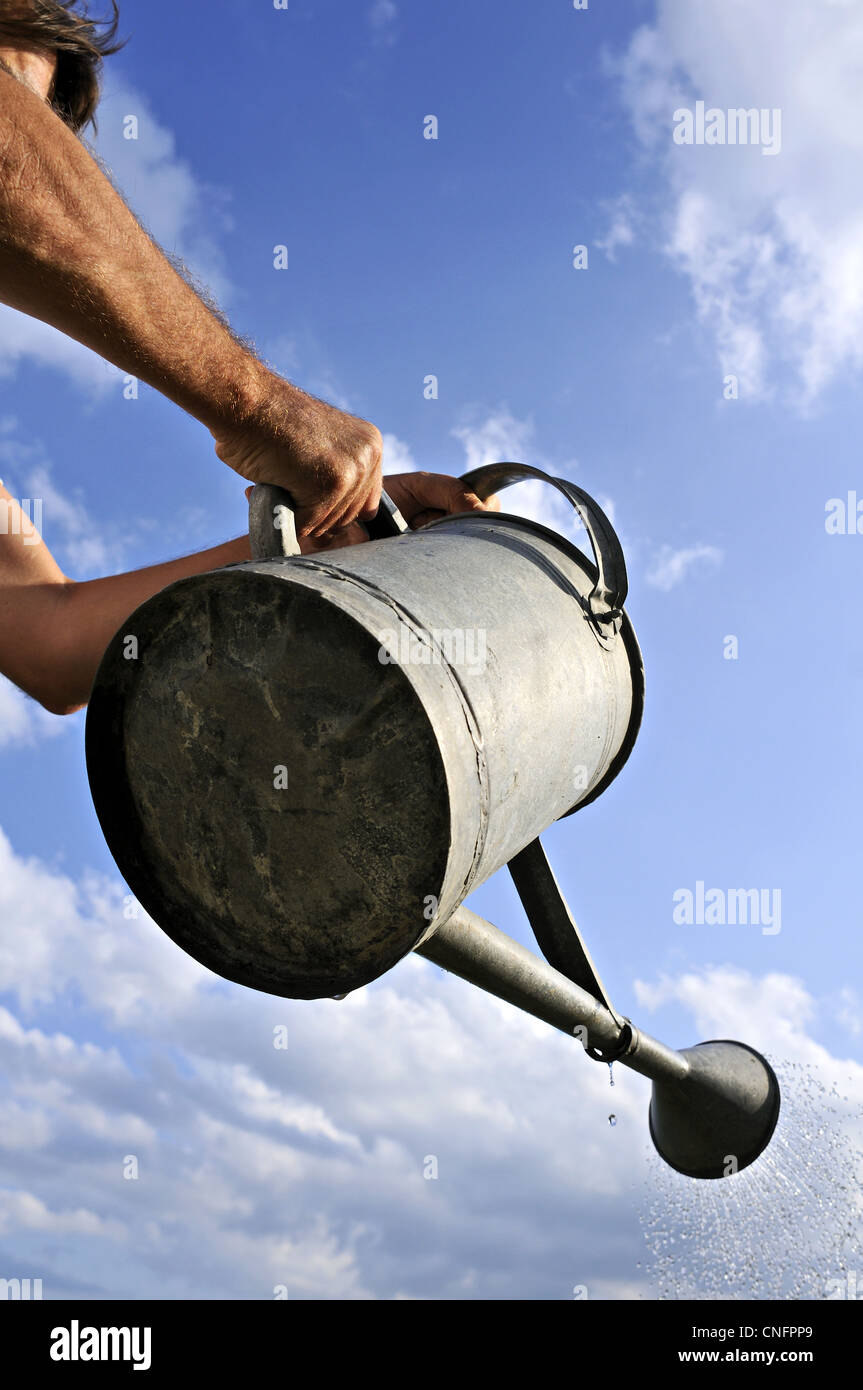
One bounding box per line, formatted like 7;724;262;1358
86;463;780;1179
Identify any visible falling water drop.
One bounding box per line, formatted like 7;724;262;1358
608;1113;617;1127
608;1062;615;1087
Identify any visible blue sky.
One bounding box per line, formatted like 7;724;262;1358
0;0;861;1300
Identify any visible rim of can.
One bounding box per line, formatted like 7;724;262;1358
423;508;646;816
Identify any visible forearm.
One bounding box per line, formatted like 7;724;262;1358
51;535;252;712
0;70;276;432
0;502;250;716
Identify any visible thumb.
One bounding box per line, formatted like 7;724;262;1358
461;487;501;513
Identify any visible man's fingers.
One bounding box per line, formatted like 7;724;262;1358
386;472;497;518
300;468;383;540
357;478;383;522
417;477;501;517
424;475;480;514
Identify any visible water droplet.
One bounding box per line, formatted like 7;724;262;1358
608;1062;615;1087
608;1113;617;1127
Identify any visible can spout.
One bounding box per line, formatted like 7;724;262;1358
649;1040;781;1179
419;911;781;1179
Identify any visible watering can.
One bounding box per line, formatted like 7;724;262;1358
85;463;780;1179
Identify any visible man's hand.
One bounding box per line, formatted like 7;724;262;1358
244;472;500;554
383;471;500;530
214;375;384;540
0;479;256;716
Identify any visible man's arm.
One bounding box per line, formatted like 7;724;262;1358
0;69;381;539
0;480;251;715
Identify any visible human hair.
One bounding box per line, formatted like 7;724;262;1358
0;1;123;132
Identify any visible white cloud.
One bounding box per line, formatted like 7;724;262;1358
26;465;120;576
452;409;535;476
261;336;300;380
837;987;862;1038
0;823;646;1298
0;677;72;749
0;823;859;1299
612;0;863;403
0;427;153;577
451;410;616;548
596;196;637;262
0;1189;125;1242
91;75;233;306
645;541;722;591
369;0;398;45
301;374;354;412
636;966;816;1060
0;445;108;574
381;432;417;474
0;307;120;393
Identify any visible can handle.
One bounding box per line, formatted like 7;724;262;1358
460;462;628;631
248;483;408;561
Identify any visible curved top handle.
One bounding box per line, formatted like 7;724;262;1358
460;462;628;631
248;483;407;561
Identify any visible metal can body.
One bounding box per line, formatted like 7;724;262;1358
86;507;643;999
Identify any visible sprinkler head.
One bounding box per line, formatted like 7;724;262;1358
649;1040;781;1180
